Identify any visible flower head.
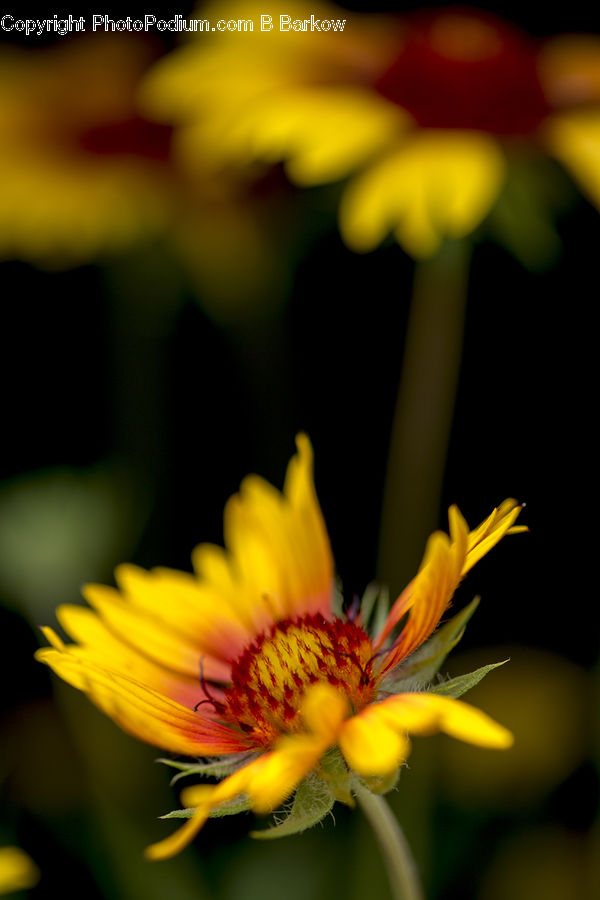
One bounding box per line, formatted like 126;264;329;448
37;436;525;859
142;2;600;256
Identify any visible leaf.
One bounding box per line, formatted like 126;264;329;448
250;774;334;840
160;796;252;820
382;597;480;692
358;583;389;638
429;660;509;699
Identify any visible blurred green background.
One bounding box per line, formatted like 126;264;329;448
1;2;598;899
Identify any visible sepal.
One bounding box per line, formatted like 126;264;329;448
160;795;252;819
156;753;256;785
251;772;334;840
382;597;480;691
359;583;390;639
428;660;508;699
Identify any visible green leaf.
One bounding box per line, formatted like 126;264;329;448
429;660;509;699
160;795;252;820
250;774;334;840
382;597;480;692
358;583;389;638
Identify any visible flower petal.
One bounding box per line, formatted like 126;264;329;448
36;639;249;756
339;130;505;255
340;691;512;777
338;707;411;776
205;85;409;186
220;434;334;623
545;109;600;211
56;604;223;712
145;682;346;860
376;501;524;669
0;847;39;894
376;693;514;747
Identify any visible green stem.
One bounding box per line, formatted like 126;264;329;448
354;783;424;900
377;239;471;596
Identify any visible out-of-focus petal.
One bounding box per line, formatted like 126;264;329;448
0;847;39;895
339;130;505;255
545;110;600;210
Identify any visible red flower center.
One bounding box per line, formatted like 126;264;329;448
375;9;551;136
225;614;376;747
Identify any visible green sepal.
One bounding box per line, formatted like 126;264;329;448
156;754;256;785
250;773;334;840
382;597;480;692
428;660;509;699
319;747;354;806
359;583;390;639
160;795;252;820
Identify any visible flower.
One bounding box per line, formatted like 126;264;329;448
37;435;525;859
0;847;39;895
142;2;600;256
0;34;172;264
0;32;283;311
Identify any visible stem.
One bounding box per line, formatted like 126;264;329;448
354;783;425;900
377;239;471;596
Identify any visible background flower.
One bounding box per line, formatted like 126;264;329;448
143;2;600;257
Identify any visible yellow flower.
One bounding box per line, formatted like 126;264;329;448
37;436;525;859
0;848;39;895
142;2;600;256
0;34;173;265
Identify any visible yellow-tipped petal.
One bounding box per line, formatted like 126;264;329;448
340;131;505;255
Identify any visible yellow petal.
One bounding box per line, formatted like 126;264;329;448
36;645;248;756
221;434;334;623
376;693;514;749
208;85;408;185
57;604;218;711
0;847;39;894
545;109;600;210
340;130;505;256
376;500;524;665
339;708;411;776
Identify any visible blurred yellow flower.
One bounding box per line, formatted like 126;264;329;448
143;2;600;256
0;33;284;312
0;34;171;265
37;435;524;859
0;848;39;895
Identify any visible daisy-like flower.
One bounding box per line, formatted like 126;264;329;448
142;1;600;257
37;436;525;860
0;847;39;895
